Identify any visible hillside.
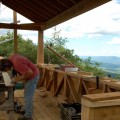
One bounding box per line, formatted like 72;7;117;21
81;56;120;65
81;56;120;77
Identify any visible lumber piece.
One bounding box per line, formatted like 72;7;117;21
82;92;120;102
2;72;13;87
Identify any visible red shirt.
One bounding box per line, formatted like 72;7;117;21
9;54;39;80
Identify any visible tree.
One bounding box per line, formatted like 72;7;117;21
44;27;82;66
44;27;104;76
81;57;105;76
0;31;37;63
0;29;104;76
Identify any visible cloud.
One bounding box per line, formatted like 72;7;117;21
0;29;12;36
0;6;13;22
1;1;120;39
44;0;120;39
1;0;120;57
17;30;38;42
17;14;32;23
0;4;32;23
106;37;120;45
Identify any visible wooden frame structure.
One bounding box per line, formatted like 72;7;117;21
37;65;120;103
0;0;111;63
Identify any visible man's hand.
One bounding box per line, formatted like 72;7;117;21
11;75;25;83
11;77;17;84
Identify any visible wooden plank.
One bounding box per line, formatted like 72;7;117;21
66;76;80;102
36;92;61;120
7;87;14;120
37;30;44;63
77;77;83;98
77;71;93;76
82;92;120;102
54;76;64;96
0;23;45;31
13;11;18;54
46;70;53;91
82;80;90;94
81;103;120;120
13;89;61;120
82;97;120;108
2;72;13;87
64;76;69;99
34;102;52;120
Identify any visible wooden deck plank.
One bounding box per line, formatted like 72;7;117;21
0;89;61;120
0;111;7;120
33;90;61;120
34;103;51;120
35;90;61;120
33;106;45;120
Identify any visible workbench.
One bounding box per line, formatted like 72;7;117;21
0;72;14;120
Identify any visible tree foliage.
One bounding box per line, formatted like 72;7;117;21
0;29;104;76
0;31;37;63
44;27;104;76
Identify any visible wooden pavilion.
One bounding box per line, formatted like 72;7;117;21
2;1;120;120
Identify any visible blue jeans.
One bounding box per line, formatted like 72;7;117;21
24;75;39;118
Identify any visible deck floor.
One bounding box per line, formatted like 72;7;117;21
0;89;61;120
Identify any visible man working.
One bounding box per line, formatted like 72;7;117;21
0;54;40;120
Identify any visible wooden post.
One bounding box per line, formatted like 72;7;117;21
13;11;18;54
8;87;14;120
37;27;44;63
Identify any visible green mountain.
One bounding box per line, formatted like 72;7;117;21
81;56;120;65
81;56;120;77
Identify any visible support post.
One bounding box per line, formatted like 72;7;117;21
37;27;44;63
13;11;18;54
8;87;14;120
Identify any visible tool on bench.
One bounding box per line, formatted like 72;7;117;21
0;72;15;120
0;71;24;115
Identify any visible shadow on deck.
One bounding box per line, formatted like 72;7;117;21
0;89;61;120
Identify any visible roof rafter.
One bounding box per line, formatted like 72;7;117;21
0;23;45;31
45;0;111;29
0;0;111;30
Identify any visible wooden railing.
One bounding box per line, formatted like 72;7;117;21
36;64;120;103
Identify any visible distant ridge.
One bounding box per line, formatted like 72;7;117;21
80;56;120;65
80;56;120;75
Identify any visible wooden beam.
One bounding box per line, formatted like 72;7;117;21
13;11;18;54
46;46;79;69
37;29;44;63
0;23;45;30
66;76;80;102
45;0;111;29
69;0;77;4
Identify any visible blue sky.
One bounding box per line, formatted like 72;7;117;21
0;0;120;57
